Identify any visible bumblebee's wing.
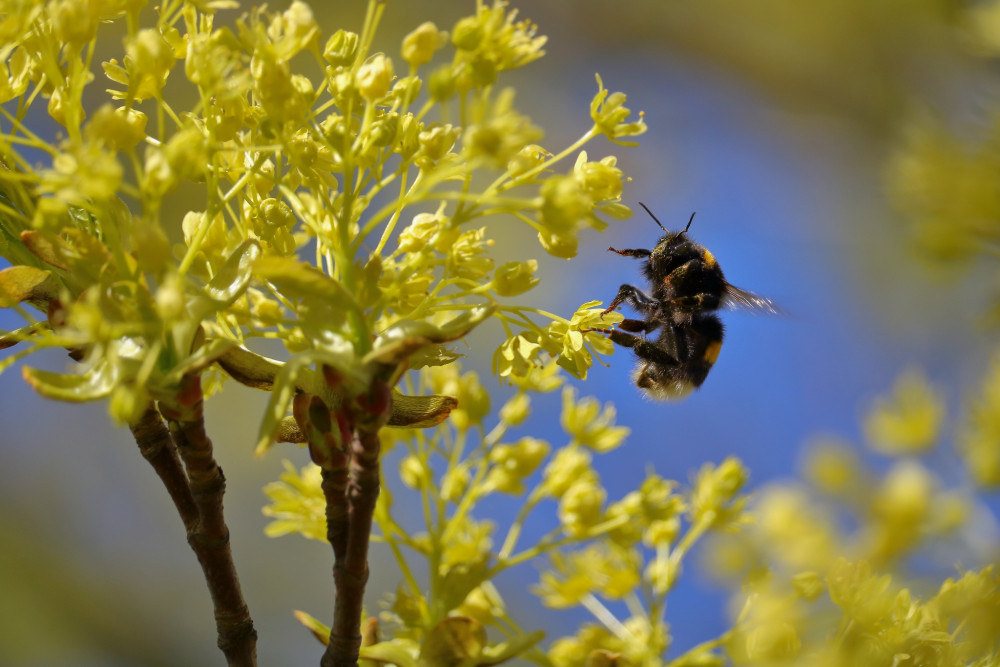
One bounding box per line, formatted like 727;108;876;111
722;283;779;315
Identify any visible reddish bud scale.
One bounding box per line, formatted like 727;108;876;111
335;410;354;450
356;380;391;417
47;299;67;328
292;392;313;430
322;364;344;389
176;374;204;411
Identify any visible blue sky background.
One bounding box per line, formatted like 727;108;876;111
2;1;997;664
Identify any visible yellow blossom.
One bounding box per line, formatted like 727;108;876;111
690;456;750;529
402;21;446;68
560;386;629;452
541;446;595;498
558;477;605;537
863;369;944;455
958;349;1000;487
262;461;326;541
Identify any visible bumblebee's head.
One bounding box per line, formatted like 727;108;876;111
640;203;695;252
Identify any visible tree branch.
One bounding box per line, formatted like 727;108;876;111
322;428;382;667
161;376;258;667
130;404;198;530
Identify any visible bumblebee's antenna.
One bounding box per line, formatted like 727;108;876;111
683;212;696;233
637;202;667;232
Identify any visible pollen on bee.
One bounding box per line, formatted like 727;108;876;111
704;340;722;365
702;249;716;268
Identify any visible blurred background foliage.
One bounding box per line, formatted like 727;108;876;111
3;0;1000;664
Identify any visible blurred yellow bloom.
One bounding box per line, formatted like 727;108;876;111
560;386;629;452
498;392;531;425
440;516;495;574
558;477;606;537
402;21;446;68
863;369;944;455
959;349;1000;487
484;437;549;495
535;545;637;610
262;460;326;541
690;456;750;529
800;436;866;499
866;460;934;565
756;485;839;572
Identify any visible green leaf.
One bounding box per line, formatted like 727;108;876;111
0;265;60;308
366;305;496;365
409;344;464;369
19;231;69;270
360;641;419;666
22;359;118;402
479;631;546;665
292;609;330;646
162;338;236;387
439;561;489;615
255;255;357;309
205;239;261;306
255;354;316;457
255;255;361;341
388;391;457;428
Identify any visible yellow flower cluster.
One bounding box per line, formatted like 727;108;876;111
706;366;1000;665
260;360;750;664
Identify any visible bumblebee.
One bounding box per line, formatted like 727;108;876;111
586;203;777;400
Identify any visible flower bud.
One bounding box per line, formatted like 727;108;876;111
499;393;530;425
402;22;445;68
357;53;394;102
451;16;482;50
493;259;539;297
324;30;359;67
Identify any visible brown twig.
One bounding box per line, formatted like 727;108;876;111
162;376;258;667
322;428;382;667
130;404;198;530
322;465;350;564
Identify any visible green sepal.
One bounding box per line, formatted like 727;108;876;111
0;265;61;308
22;358;118;402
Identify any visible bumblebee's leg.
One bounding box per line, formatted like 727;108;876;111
608;246;652;259
594;328;681;367
602;284;660;316
618;318;660;334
